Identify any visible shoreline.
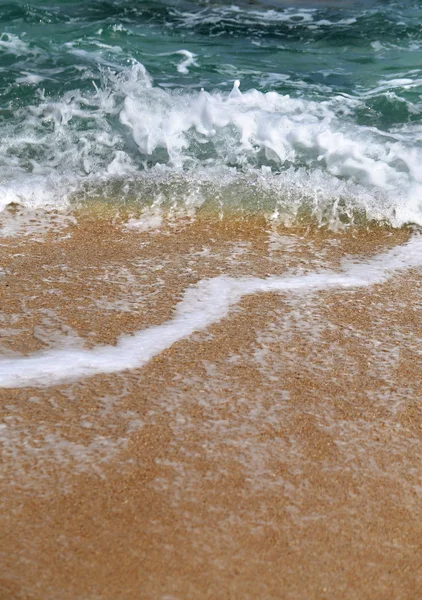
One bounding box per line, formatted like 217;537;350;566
1;215;421;598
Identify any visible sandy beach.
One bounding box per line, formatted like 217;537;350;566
3;0;422;595
0;213;421;599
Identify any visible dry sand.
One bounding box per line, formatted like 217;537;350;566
0;213;421;599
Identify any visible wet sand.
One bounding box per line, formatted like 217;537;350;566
0;213;421;599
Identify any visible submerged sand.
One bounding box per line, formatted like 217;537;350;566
0;213;421;599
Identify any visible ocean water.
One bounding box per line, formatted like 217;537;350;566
1;0;422;227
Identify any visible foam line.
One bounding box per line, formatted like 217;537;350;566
1;236;421;388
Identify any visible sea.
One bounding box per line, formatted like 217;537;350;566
1;0;422;227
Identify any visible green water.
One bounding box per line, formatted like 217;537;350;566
1;0;422;226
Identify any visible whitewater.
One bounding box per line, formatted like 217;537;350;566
1;0;422;227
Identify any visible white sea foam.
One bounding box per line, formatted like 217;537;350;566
125;211;163;232
0;33;32;56
156;49;199;74
169;6;350;29
1;235;421;388
175;50;198;74
15;72;46;85
1;62;422;226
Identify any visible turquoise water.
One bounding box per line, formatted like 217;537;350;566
1;0;422;226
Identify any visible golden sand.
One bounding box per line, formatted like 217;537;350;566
0;214;421;599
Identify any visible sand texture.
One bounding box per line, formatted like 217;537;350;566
0;214;421;599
